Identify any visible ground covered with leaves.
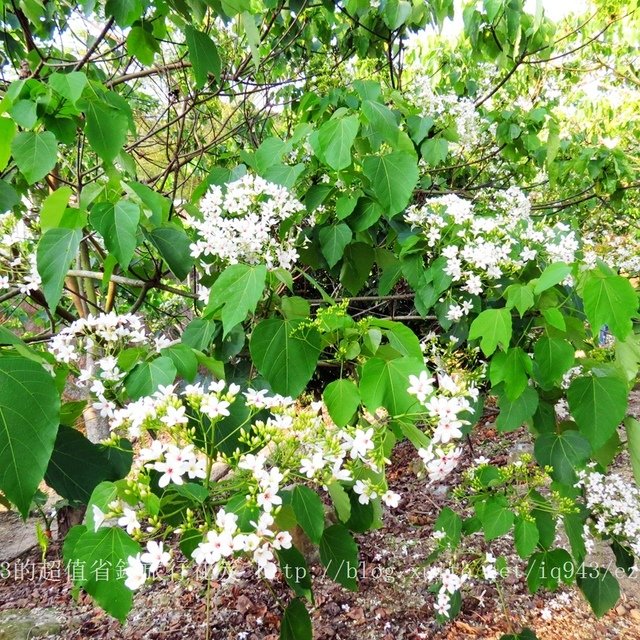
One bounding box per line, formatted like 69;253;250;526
2;418;640;640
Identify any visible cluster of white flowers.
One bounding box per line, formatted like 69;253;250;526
124;540;172;590
106;377;410;591
0;210;41;294
110;379;238;439
583;231;640;276
425;565;469;618
408;370;478;483
185;173;306;270
242;396;401;508
576;468;640;557
48;313;166;420
409;80;488;154
405;189;580;318
191;507;292;581
481;551;498;581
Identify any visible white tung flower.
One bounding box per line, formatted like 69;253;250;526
124;554;147;590
118;508;141;535
140;540;171;573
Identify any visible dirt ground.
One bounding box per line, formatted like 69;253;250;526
2;419;640;640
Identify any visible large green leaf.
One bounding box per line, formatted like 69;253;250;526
359;356;424;417
0;117;16;170
207;263;267;337
105;0;143;26
526;549;573;592
469;308;512;356
125;356;177;400
69;527;140;622
624;417;640;485
89;200;141;269
361;100;400;145
496;386;538;432
126;24;160;65
477;496;514;541
504;283;535;317
11;131;58;184
185;26;221;89
277;547;312;600
533;337;574;388
85;481;119;532
249;319;321;396
280;598;312;640
36;227;82;310
534;430;591;485
489;347;532;401
82;98;129;164
567;376;628;449
339;242;374;294
323;379;360;427
314;114;360;171
0;357;60;518
40;187;73;230
0;179;19;213
534;262;571;294
319;223;352;268
44;426;132;503
583;269;638;340
292;485;325;544
383;0;412;29
147;224;194;280
182;318;217;352
319;524;359;590
362;152;418;215
514;516;539;559
421;137;448;165
127;181;170;226
49;71;87;104
161;343;198;382
434;507;462;549
577;568;620;618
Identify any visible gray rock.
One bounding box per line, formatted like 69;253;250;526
0;608;63;639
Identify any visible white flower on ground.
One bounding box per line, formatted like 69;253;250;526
440;569;462;594
381;490;401;508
